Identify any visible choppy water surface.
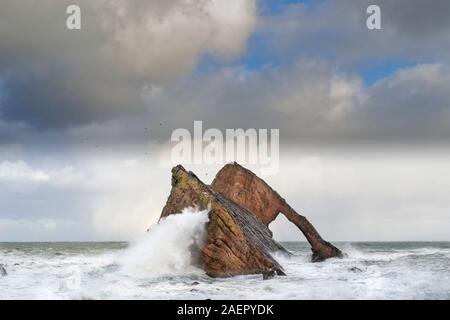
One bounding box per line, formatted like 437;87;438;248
1;213;449;299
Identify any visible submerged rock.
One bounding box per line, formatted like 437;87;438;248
349;267;364;273
159;163;342;278
262;268;277;280
0;264;7;277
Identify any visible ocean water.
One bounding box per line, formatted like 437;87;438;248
1;212;450;300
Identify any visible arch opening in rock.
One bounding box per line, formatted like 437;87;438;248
269;213;302;242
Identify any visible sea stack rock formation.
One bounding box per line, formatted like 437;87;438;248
211;162;343;262
160;165;287;278
159;163;342;278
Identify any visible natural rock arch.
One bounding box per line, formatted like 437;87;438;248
211;162;342;262
159;162;342;277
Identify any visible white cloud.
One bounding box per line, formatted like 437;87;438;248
0;160;84;186
0;160;49;183
2;146;450;241
101;0;256;80
67;146;172;240
0;218;79;241
267;148;450;241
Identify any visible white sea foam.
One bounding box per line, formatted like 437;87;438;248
1;232;450;299
118;207;209;277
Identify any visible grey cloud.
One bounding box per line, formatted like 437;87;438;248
1;0;450;148
262;0;450;66
141;61;450;146
380;0;450;36
362;64;450;142
0;0;256;129
2;0;450;242
3;60;450;150
1;67;141;129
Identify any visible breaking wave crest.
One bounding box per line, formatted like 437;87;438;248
2;234;450;299
118;208;209;277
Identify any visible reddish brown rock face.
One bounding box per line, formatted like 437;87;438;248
160;165;287;278
211;162;342;262
211;163;283;225
159;162;342;278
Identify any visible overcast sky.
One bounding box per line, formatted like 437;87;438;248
1;0;450;241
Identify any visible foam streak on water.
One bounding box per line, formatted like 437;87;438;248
1;217;450;299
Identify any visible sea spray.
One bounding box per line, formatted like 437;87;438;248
1;242;450;299
119;208;209;277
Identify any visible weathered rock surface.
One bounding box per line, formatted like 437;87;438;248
0;264;7;277
160;165;288;278
349;267;364;273
262;268;277;280
159;162;342;277
211;162;343;262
